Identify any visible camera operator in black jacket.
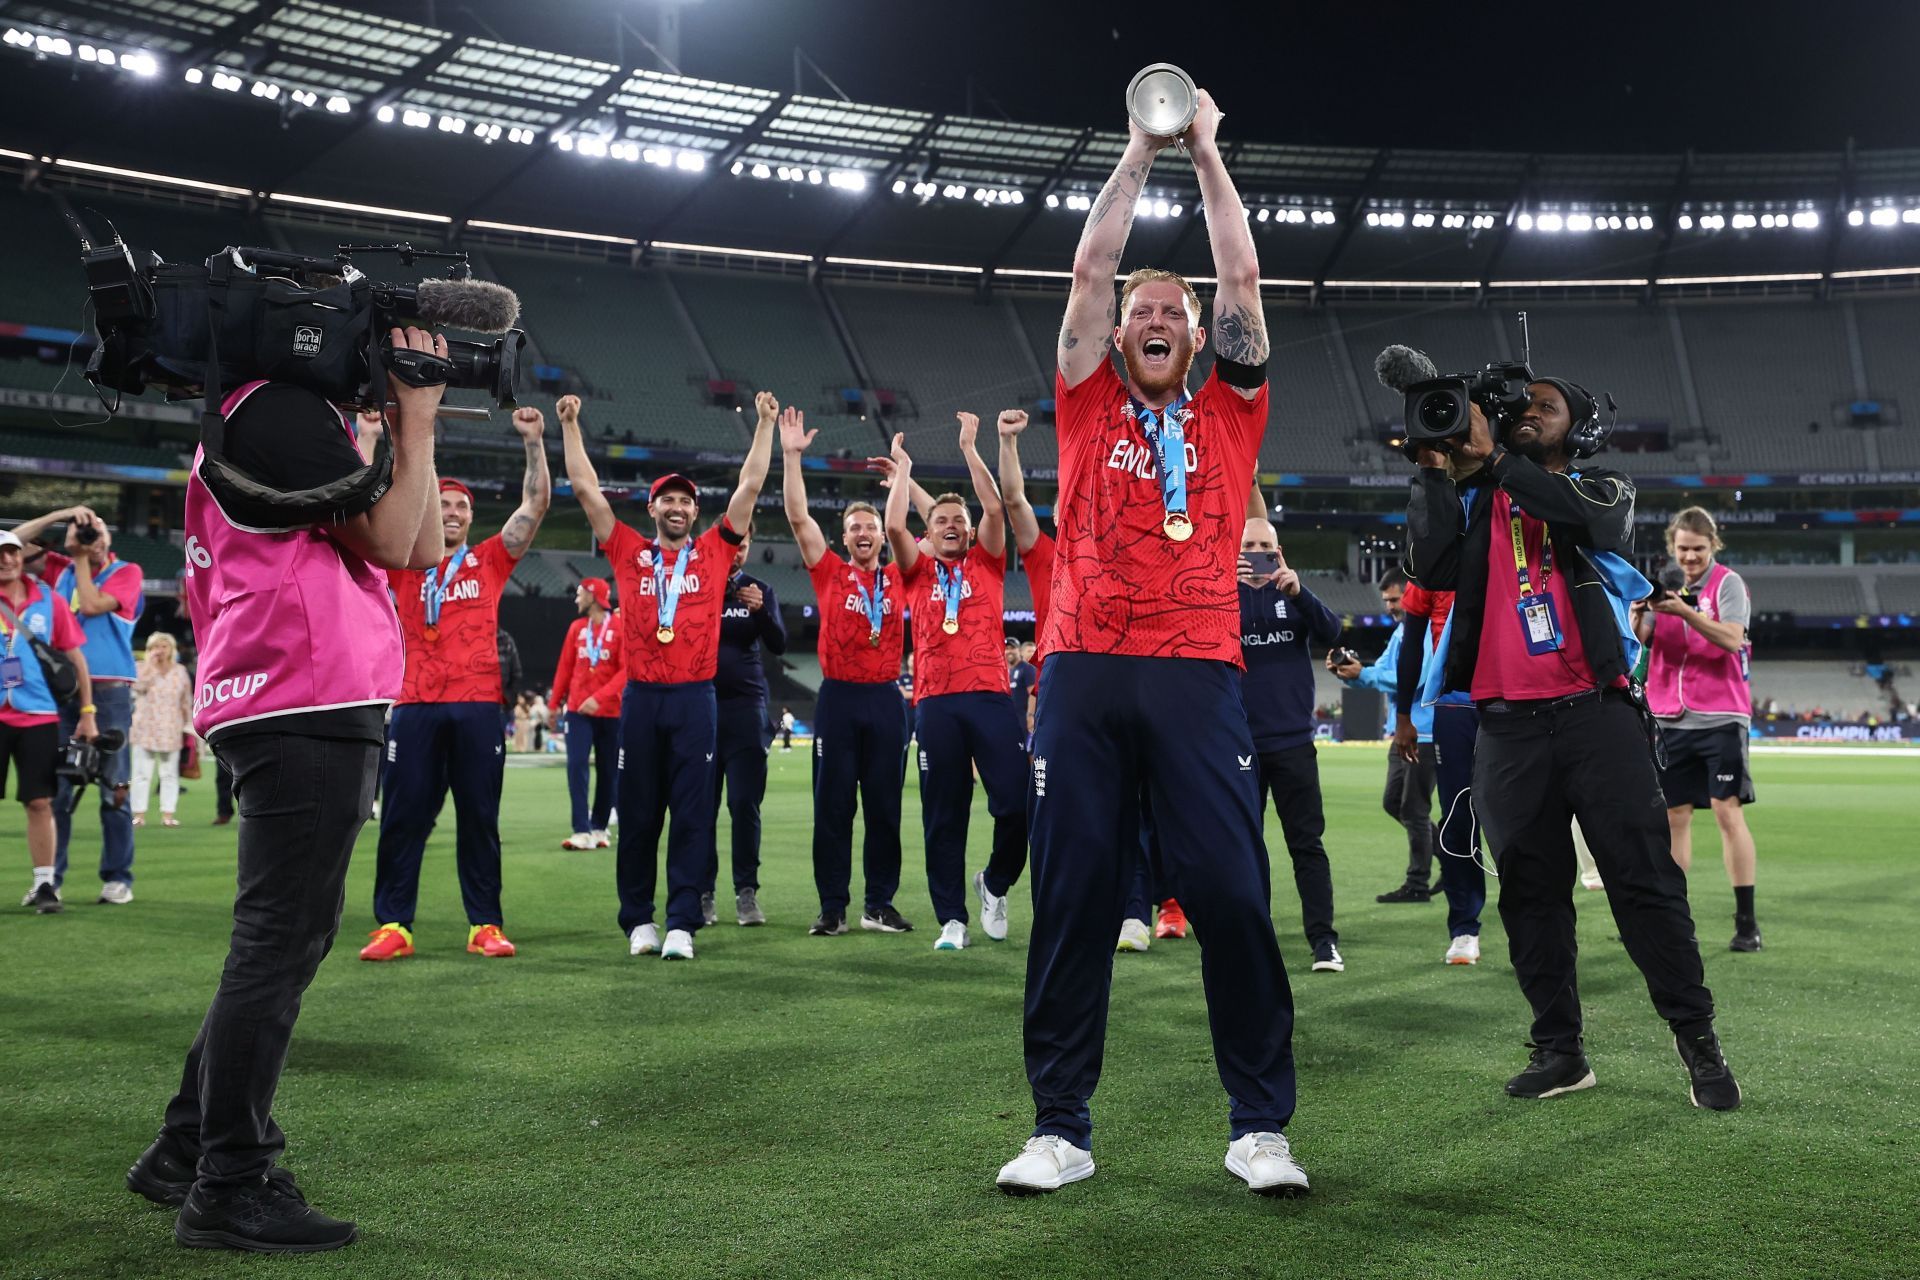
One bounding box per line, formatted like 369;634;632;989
1404;381;1740;1112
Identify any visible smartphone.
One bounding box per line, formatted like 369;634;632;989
1240;551;1280;577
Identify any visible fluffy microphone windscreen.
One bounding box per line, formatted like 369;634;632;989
1374;344;1440;393
413;278;522;334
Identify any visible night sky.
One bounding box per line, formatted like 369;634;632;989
396;0;1918;154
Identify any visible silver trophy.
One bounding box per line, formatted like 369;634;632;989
1125;62;1198;138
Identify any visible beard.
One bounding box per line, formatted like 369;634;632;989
1120;336;1195;400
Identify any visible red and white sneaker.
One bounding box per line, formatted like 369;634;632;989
561;833;596;851
1154;899;1188;940
592;829;611;848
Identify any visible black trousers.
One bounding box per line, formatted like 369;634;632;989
215;756;234;820
706;697;769;894
1383;743;1437;890
1257;744;1337;949
1474;692;1716;1054
160;731;379;1192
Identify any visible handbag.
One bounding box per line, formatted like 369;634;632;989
0;593;80;705
179;732;203;780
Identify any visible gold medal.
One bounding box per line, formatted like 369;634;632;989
868;629;882;647
1163;512;1194;542
656;626;675;644
422;624;440;642
941;618;960;635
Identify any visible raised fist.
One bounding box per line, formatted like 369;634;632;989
997;409;1029;437
555;395;581;426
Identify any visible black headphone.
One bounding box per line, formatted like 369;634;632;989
1520;377;1618;460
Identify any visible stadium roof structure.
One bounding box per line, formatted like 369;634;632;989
10;0;1920;297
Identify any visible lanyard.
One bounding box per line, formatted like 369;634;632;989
583;615;613;665
1131;392;1192;524
423;543;468;627
855;566;887;634
935;560;965;631
654;542;692;631
1508;506;1553;597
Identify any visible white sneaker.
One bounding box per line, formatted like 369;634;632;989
934;920;968;951
628;923;660;956
1581;871;1605;891
1116;918;1152;952
1225;1132;1310;1197
974;871;1008;941
97;881;134;905
592;829;611;848
1445;935;1481;965
561;832;596;851
996;1135;1095;1195
661;928;695;960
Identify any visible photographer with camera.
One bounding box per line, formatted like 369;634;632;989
10;504;142;902
1633;507;1762;952
4;529;100;913
705;526;785;927
1404;377;1740;1111
123;327;448;1253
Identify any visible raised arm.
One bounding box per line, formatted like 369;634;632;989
1247;477;1267;521
957;412;1004;558
996;410;1042;553
778;405;830;568
555;394;616;546
882;433;921;576
1186;91;1266;396
331;327;443;570
865;453;938;528
500;407;552;560
726;391;778;534
10;504;92;548
1060;127;1164;388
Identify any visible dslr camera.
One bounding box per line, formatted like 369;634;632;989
1375;346;1536;463
56;728;126;812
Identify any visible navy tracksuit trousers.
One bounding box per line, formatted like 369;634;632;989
915;690;1028;926
706;697;770;895
1026;653;1295;1148
615;681;716;936
374;702;506;928
1431;702;1487;939
565;710;620;835
811;679;907;915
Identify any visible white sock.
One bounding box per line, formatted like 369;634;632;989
32;866;55;888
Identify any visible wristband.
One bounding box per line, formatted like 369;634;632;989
79;704;97;715
1214;355;1267;390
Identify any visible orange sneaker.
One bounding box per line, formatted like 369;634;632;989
467;924;516;957
1154;898;1189;940
359;923;413;961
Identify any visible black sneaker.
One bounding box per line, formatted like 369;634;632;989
175;1176;357;1253
860;905;914;934
1730;918;1763;952
1675;1030;1742;1111
809;910;848;936
27;882;62;914
1374;884;1432;904
127;1132;199;1207
699;893;718;927
1505;1045;1597;1099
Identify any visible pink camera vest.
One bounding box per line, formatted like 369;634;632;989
1645;560;1751;720
184;381;404;737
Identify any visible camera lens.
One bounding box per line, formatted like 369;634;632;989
1416;392;1461;434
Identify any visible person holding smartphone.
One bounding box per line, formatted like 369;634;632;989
705;527;786;927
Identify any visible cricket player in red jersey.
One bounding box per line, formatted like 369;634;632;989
558;391;775;962
362;405;550;962
883;414;1028;953
996;90;1307;1199
779;405;918;938
551;577;625;850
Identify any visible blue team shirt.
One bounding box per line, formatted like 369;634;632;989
713;572;787;703
1237;581;1342;752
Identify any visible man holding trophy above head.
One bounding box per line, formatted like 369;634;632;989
996;74;1307;1200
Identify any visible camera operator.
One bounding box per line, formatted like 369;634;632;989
1632;507;1762;952
124;327;447;1252
10;504;142;902
1404;381;1739;1111
4;528;99;913
1328;571;1439;904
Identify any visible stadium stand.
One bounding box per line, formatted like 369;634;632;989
1680;302;1863;470
1848;298;1920;467
1748;660;1894;719
1876;572;1920;614
0;429;188;469
1734;566;1869;615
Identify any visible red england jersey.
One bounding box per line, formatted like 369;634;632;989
1025;532;1056;641
1470;490;1598;702
1040;361;1267;667
902;544;1007;701
389;534;518;704
807;553;906;683
551;612;626;717
605;518;741;684
1400;582;1455;647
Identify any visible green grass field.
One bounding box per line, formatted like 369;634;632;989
3;745;1916;1279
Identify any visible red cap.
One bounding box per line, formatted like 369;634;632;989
580;577;610;610
439;478;475;504
648;473;697;502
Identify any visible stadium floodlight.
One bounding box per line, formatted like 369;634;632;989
556;132;574;150
808;168;823;184
1256;208;1270;222
2;29;24;46
1731;213;1757;229
1136;196;1153;217
1870;207;1896;226
1153;199;1169;218
1516;212;1534;231
677;150;704;171
437;115;466;134
734;161;747;176
893;177;906;193
123;51;156;76
402;109;431;128
751;163;770;179
1045;193;1059;208
212;71;243;92
1847;209;1865;226
250;81;278;100
1537;213;1564;232
576;135;608;157
1793;211;1820;229
36;34;72;56
78;43;96;61
377;104;396;122
184;67;203;83
1365;212;1379;227
1676;214;1693;229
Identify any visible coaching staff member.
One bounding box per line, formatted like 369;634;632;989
1405;381;1739;1111
124;328;447;1251
705;526;786;926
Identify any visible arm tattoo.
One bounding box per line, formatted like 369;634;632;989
504;440;551;555
1213;303;1270;366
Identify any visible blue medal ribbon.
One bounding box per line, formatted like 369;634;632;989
934;560;964;631
654;542;692;634
855;566;887;637
422;542;468;628
1132;393;1192;525
582;617;611;666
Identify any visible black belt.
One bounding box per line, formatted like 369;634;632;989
1477;685;1630;717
